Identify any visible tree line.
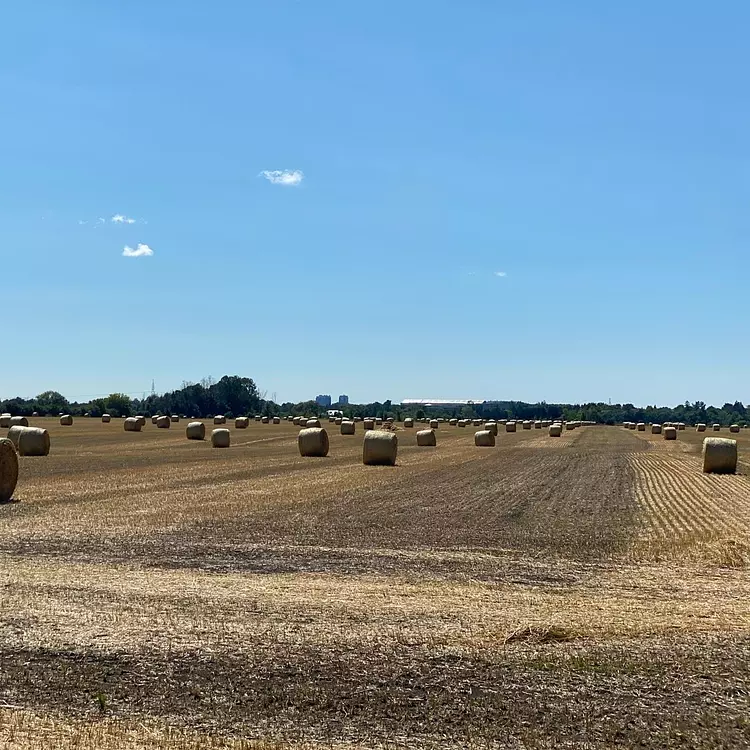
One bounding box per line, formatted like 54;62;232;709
1;377;748;427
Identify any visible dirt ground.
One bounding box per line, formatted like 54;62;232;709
0;419;748;748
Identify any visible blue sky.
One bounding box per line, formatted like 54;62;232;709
1;1;748;406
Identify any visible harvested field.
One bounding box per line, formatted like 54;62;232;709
1;419;749;748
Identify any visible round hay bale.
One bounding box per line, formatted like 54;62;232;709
523;420;532;430
0;439;19;502
9;417;28;428
484;422;498;437
472;419;482;427
186;421;206;440
712;424;721;431
261;416;269;424
363;430;398;466
124;417;142;432
235;417;249;429
136;416;146;427
171;415;180;423
273;416;281;424
696;423;706;432
505;421;516;433
341;420;355;435
32;412;40;418
449;419;458;426
306;419;321;428
663;426;677;440
730;424;740;434
534;421;542;429
375;419;383;426
678;423;686;430
416;429;436;447
565;422;575;431
651;424;662;435
334;417;343;426
211;428;231;448
8;426;50;456
549;424;562;437
0;414;10;429
474;430;495;447
429;420;439;429
156;416;170;429
59;415;73;426
101;414;112;423
214;415;226;425
702;437;737;474
637;423;646;431
363;419;375;430
151;416;159;425
353;417;363;422
298;427;330;457
404;418;414;428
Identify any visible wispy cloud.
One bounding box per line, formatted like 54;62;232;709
122;243;154;258
259;169;304;186
494;271;507;278
112;214;136;224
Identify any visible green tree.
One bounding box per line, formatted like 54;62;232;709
105;393;133;418
35;391;70;416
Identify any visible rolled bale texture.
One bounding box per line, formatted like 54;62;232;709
730;424;740;434
306;419;321;428
429;420;439;429
474;430;495;447
151;416;159;425
637;423;646;431
60;415;73;426
363;419;375;430
484;422;498;436
273;416;281;424
664;426;677;440
235;417;249;429
9;417;28;428
651;424;662;435
534;421;542;429
8;426;50;456
156;416;171;429
102;414;111;423
505;421;516;433
696;423;707;432
404;418;414;428
186;422;206;440
334;418;343;426
0;414;10;429
549;424;563;437
472;419;482;427
261;416;269;424
363;430;398;466
702;437;737;474
340;420;356;435
211;428;231;448
171;415;180;423
0;439;19;502
523;421;532;430
449;419;458;427
298;427;330;457
124;417;142;432
565;422;575;431
416;429;436;447
135;416;146;427
713;424;721;432
214;416;226;425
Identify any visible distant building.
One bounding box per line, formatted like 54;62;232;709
315;394;332;408
337;394;349;406
401;399;485;408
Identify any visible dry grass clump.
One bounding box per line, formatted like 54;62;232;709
503;624;577;644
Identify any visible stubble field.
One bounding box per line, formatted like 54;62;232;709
0;418;749;748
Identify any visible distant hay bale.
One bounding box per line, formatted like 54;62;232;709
363;430;398;466
416;429;436;447
273;416;281;424
474;430;495;447
298;427;330;457
59;415;73;426
340;420;355;435
678;423;686;430
664;426;677;440
235;417;249;429
102;414;111;423
712;424;721;431
156;416;171;429
458;420;467;427
651;424;662;434
8;426;50;456
702;437;737;474
549;424;562;437
124;417;142;432
565;422;575;431
429;420;439;429
0;439;19;503
292;417;301;426
152;416;159;425
306;419;321;428
214;416;226;425
135;416;146;427
505;421;516;433
364;419;375;430
472;420;482;427
404;418;414;428
375;419;383;426
730;424;740;433
9;417;28;428
637;423;646;431
523;421;532;430
484;422;498;436
697;423;707;432
171;415;179;423
534;421;542;429
261;416;269;424
449;419;458;426
0;414;10;429
211;428;231;448
186;422;206;440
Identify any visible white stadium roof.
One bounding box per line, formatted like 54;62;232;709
401;399;486;406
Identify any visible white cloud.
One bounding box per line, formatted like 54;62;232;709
97;217;106;224
494;271;507;277
259;169;304;186
122;243;154;258
112;214;136;224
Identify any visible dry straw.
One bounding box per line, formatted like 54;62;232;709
702;437;737;474
123;418;142;432
340;420;356;435
363;430;398;465
211;428;231;448
186;422;206;440
416;429;436;447
298;427;330;457
0;438;18;502
7;426;50;456
474;430;495;447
